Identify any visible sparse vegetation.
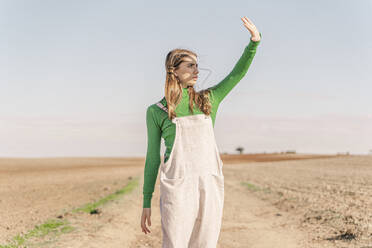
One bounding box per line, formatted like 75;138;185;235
0;177;139;248
72;177;138;214
0;218;74;248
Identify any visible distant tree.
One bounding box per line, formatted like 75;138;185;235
236;146;244;154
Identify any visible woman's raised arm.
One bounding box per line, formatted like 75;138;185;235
209;17;261;105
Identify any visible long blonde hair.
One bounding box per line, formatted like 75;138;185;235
165;48;212;120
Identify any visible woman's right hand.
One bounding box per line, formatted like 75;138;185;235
141;208;151;234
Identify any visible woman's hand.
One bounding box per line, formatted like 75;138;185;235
141;208;151;234
241;16;261;42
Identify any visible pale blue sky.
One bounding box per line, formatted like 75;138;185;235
1;0;371;157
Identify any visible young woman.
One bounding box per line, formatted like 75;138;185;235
141;16;261;247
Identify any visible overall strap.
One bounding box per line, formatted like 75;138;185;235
156;101;168;113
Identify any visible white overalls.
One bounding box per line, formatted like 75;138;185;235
156;102;225;248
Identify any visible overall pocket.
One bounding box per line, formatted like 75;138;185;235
160;174;187;205
162;160;186;180
210;173;225;189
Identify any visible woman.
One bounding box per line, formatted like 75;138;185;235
141;16;261;247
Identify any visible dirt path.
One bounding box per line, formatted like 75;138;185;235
50;170;307;248
219;173;307;248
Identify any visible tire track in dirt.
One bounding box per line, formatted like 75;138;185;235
220;174;308;248
52;173;148;248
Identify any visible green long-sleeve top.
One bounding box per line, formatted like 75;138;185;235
143;34;261;208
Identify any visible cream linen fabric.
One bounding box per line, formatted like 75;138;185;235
157;102;224;248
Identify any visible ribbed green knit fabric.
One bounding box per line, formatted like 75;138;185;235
143;34;261;208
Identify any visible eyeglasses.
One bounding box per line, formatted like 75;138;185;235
194;67;213;91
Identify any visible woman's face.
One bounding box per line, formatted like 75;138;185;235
174;55;199;88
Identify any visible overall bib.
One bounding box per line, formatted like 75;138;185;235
156;102;225;248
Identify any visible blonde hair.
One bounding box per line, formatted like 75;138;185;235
165;48;212;120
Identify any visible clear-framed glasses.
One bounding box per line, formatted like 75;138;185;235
194;67;212;91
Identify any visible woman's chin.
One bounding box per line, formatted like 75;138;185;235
188;81;197;87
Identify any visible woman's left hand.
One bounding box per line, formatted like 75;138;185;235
241;16;260;42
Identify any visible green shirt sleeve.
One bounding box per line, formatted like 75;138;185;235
210;33;262;105
142;106;162;208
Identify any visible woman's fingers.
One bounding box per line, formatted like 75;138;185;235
241;17;250;26
140;212;151;234
241;17;256;28
244;16;254;25
241;18;252;31
140;215;146;233
241;16;259;39
141;220;151;234
143;224;151;234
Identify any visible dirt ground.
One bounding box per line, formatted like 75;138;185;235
0;154;371;247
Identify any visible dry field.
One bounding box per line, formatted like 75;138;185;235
0;154;371;247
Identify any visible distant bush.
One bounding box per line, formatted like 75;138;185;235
337;152;350;155
285;150;296;154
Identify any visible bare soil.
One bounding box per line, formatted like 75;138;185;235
0;154;371;247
